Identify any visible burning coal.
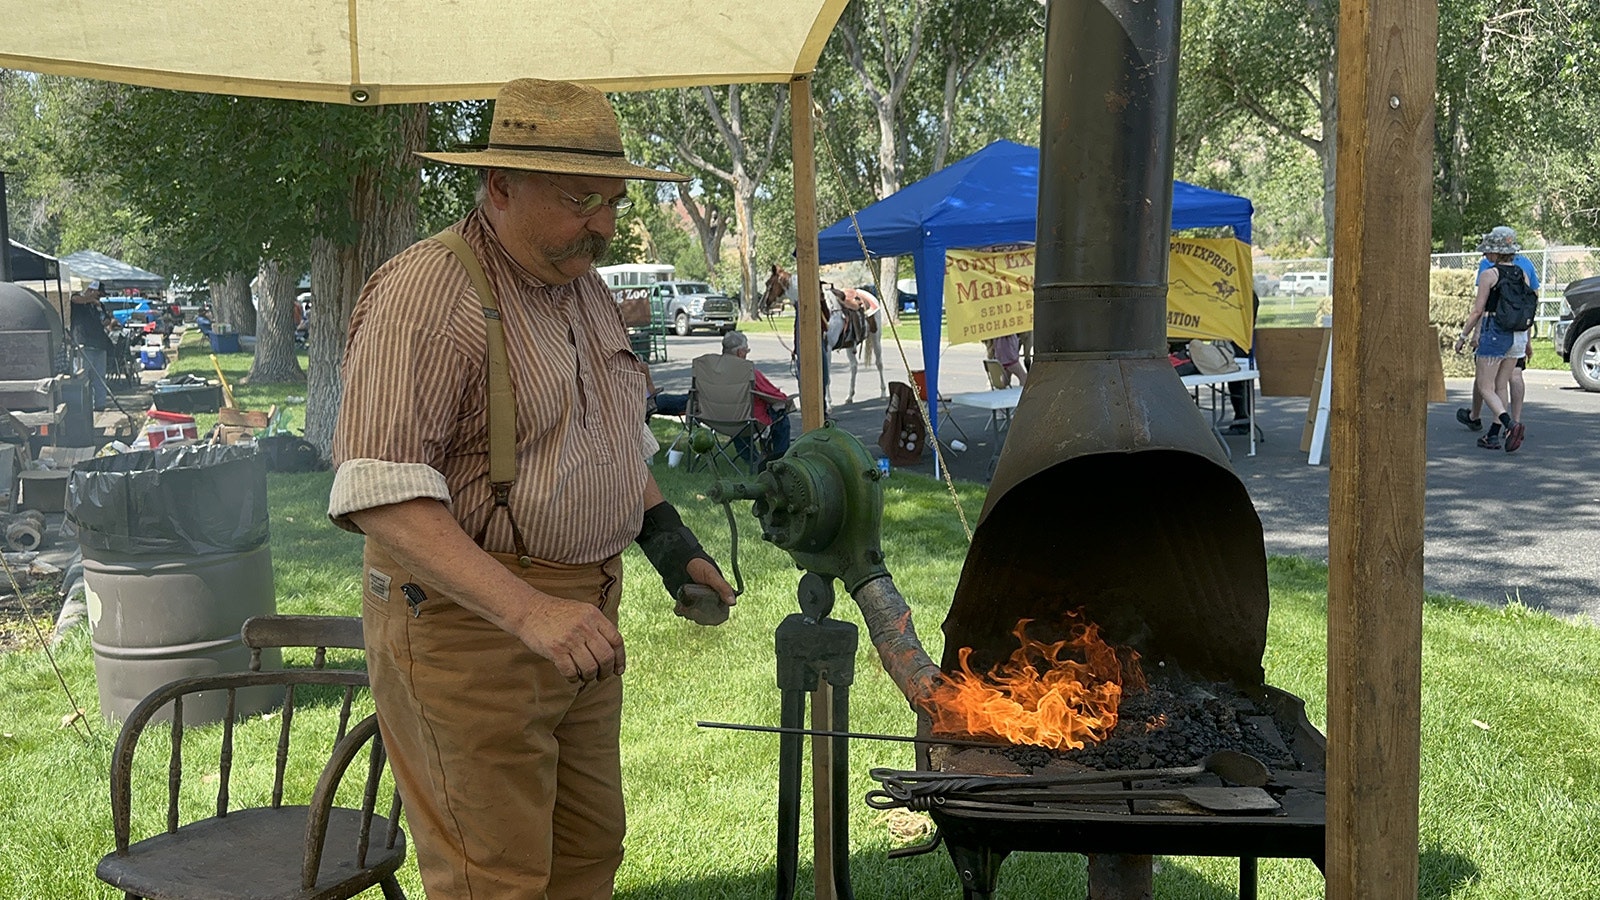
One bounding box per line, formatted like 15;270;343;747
925;613;1145;751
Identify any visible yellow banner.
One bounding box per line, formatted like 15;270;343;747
1165;237;1255;350
943;245;1036;345
941;238;1254;349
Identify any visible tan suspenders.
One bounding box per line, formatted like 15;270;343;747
432;230;533;565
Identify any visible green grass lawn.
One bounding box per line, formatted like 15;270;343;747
2;344;1597;897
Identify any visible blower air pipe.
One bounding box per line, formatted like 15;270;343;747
851;575;945;712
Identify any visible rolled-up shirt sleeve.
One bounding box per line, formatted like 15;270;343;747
329;241;479;533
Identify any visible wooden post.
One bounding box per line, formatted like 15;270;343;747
1327;1;1435;897
791;74;825;433
790;72;838;900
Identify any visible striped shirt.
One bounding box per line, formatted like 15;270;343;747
329;209;649;564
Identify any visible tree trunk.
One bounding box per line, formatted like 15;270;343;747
680;187;725;273
211;270;254;336
303;104;426;458
734;189;759;319
247;258;305;385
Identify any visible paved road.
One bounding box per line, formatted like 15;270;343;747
652;328;1600;625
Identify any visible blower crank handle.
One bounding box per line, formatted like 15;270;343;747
674;499;745;625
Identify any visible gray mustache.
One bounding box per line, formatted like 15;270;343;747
549;233;611;264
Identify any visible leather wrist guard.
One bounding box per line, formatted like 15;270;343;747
636;501;718;598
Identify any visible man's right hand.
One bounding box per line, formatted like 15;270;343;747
348;499;626;683
512;595;626;682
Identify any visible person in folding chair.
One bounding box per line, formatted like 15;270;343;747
686;331;792;472
329;77;737;900
724;330;792;467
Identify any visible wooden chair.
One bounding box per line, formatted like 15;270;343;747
96;615;406;900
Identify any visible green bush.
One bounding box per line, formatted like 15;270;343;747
1430;269;1477;377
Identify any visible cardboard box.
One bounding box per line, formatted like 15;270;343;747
218;408;271;429
215;425;257;445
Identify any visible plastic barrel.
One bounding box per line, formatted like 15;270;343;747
68;445;280;726
84;544;282;725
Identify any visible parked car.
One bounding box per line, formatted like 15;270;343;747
100;297;156;327
649;280;738;336
1276;271;1329;297
1555;275;1600;392
1253;272;1278;297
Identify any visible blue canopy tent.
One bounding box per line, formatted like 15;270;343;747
817;139;1253;434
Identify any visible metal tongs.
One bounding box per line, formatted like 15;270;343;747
866;750;1277;815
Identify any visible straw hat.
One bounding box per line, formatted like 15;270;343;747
417;78;687;182
1475;225;1520;255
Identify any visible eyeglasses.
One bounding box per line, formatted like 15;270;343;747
546;177;633;218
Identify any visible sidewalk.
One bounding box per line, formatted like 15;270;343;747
654;329;1600;625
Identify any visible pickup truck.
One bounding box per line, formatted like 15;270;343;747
1555;275;1600;392
650;280;738;336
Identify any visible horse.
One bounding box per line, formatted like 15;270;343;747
760;263;792;315
821;284;886;405
768;266;888;405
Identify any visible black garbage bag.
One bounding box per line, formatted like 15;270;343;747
66;444;269;556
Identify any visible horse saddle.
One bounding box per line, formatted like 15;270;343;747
839;307;870;347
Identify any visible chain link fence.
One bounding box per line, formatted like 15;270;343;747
1254;247;1600;333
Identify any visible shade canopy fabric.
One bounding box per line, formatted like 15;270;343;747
819;140;1252;261
0;0;849;104
817;139;1254;432
61;249;166;292
6;239;60;283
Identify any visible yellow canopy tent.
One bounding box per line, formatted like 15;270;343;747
0;0;847;103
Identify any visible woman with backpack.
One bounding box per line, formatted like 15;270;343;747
1455;228;1535;451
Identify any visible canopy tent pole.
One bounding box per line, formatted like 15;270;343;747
0;171;12;283
1326;0;1434;895
914;242;946;476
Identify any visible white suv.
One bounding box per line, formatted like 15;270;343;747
1277;271;1330;297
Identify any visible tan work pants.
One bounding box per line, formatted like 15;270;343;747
362;542;626;900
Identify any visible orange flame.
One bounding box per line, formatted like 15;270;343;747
925;615;1143;751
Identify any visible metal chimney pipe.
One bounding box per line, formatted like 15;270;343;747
940;0;1271;689
1032;0;1179;357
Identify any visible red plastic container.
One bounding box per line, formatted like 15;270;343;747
147;409;197;425
146;422;198;448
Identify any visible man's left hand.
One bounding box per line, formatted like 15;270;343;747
686;557;736;603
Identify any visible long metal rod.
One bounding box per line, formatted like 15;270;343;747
697;721;1011;750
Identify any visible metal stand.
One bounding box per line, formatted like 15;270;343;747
774;573;856;900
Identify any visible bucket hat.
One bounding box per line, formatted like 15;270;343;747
417;78;687;182
1476;225;1520;255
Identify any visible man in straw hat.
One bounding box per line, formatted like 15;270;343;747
330;78;737;898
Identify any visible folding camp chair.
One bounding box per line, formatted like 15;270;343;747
686;353;766;474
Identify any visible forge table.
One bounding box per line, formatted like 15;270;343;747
929;781;1326;900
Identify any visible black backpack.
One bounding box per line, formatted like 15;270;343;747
1490;263;1538;332
256;435;327;473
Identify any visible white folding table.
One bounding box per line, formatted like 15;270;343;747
947;386;1022;479
1180;362;1261;458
